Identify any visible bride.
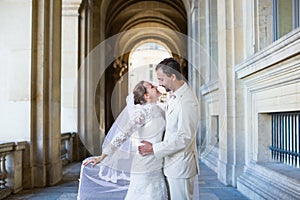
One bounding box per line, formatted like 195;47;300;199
77;80;168;200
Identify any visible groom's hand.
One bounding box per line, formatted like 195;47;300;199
138;140;153;156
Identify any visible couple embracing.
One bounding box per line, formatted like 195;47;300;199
78;58;200;200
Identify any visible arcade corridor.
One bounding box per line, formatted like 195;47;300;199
1;1;300;199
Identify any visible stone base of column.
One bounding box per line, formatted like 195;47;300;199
237;162;300;200
32;164;47;187
0;187;11;200
200;145;218;173
31;159;62;187
46;159;62;186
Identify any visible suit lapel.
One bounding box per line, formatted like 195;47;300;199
167;104;175;115
166;83;188;116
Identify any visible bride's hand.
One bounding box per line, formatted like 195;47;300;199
82;154;107;167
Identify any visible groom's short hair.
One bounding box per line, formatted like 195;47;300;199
156;57;183;80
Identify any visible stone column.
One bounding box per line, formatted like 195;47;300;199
86;0;102;156
217;0;247;186
30;0;62;187
188;0;203;154
217;0;236;186
78;0;102;157
77;1;89;160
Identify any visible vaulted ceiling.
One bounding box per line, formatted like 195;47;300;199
105;0;187;36
101;0;188;60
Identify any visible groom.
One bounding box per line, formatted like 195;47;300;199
138;57;200;200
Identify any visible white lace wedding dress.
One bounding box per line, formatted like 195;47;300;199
77;103;168;200
124;104;167;200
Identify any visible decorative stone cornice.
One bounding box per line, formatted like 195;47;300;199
235;28;300;79
0;141;26;153
0;142;14;153
200;80;219;96
241;55;300;93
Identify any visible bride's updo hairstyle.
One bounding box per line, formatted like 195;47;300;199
133;81;147;105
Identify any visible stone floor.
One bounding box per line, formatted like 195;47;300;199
5;162;249;200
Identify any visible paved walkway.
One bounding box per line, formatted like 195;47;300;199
5;162;249;200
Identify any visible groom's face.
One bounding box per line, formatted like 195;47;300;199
156;68;173;92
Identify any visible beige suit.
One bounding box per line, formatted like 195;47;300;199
153;82;200;199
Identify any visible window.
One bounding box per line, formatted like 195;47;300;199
269;112;300;168
149;64;153;81
211;115;219;147
273;0;300;40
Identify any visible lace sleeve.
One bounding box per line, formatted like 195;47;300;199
102;107;147;156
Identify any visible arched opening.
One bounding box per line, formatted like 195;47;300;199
76;0;189;157
128;41;171;92
100;0;188;136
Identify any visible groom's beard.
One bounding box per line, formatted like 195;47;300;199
165;87;171;92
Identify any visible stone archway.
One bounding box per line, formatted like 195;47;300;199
102;0;188;131
78;0;191;155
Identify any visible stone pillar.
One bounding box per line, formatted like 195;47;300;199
188;0;202;154
78;1;89;160
86;0;102;156
30;0;62;187
78;0;102;157
217;0;247;186
217;0;234;186
198;0;212;157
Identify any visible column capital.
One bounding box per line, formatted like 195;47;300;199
62;0;82;16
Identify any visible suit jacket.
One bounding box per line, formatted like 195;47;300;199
153;82;200;178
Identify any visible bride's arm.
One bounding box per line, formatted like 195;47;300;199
102;108;146;156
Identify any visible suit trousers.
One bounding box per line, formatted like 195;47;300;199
167;176;195;200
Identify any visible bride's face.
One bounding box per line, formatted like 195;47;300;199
143;82;161;103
